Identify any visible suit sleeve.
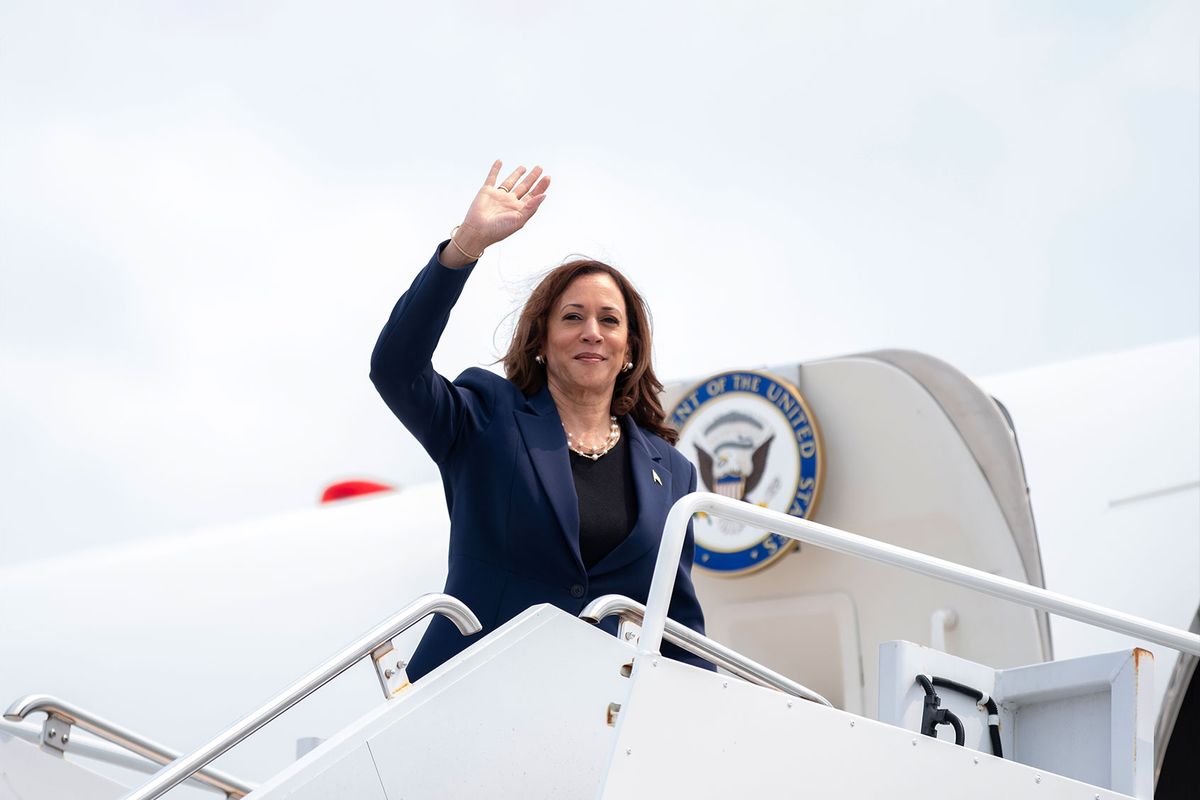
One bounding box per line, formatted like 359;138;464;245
369;242;497;464
663;459;718;671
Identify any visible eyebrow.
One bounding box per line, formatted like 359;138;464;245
561;303;623;315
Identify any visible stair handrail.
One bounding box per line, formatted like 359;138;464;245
3;695;254;797
121;592;480;800
581;594;832;707
640;493;1200;663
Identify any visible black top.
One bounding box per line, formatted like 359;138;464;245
571;434;638;569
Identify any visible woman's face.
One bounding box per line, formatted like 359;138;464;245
544;272;630;400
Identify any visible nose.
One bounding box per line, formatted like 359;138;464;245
580;317;602;342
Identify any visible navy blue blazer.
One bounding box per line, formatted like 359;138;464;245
370;243;711;680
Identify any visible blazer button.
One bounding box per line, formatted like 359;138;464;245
569;584;586;599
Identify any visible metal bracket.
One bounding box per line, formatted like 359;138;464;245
40;713;72;755
371;641;408;698
618;619;641;646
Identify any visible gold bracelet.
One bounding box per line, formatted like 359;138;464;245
449;226;485;261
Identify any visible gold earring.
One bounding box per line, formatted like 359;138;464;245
622;361;633;373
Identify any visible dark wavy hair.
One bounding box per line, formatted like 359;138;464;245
502;259;678;445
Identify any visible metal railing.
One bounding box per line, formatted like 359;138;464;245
0;718;206;779
581;594;832;707
640;493;1200;663
121;593;480;800
2;697;253;797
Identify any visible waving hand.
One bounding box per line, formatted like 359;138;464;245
443;161;551;267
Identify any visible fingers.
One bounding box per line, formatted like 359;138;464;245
522;177;551;214
497;166;526;193
524;191;549;215
512;166;543;198
484;159;502;187
486;160;549;198
527;174;551;198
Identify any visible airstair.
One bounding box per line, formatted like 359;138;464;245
4;494;1198;799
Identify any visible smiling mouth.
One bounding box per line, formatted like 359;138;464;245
574;354;605;362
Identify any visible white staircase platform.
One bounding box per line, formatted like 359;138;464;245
246;604;1137;799
249;603;636;799
0;729;126;800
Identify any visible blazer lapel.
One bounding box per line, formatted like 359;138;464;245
514;384;583;569
589;419;673;577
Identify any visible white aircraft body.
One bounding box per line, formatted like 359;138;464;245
0;339;1196;798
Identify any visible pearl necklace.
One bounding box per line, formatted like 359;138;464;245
564;416;620;461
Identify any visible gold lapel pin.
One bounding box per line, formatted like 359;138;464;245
652;469;663;486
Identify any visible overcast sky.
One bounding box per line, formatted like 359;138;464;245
2;1;1197;564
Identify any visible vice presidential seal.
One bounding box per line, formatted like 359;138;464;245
669;371;823;575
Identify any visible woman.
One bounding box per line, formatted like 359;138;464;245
370;160;711;681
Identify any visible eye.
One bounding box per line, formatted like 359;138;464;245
602;316;620;325
562;312;582;321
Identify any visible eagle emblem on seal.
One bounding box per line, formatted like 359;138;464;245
693;411;775;502
669;370;823;575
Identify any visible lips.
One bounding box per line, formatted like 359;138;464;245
574;353;605;362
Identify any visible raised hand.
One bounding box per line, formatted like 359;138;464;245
444;161;551;266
